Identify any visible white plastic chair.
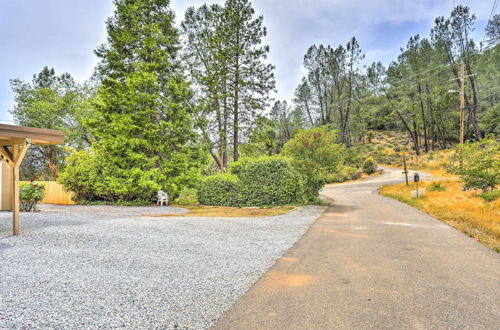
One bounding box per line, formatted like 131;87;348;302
157;190;169;206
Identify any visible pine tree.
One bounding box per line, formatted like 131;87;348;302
224;0;275;161
86;0;203;201
181;0;275;169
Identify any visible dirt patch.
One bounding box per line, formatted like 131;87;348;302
144;205;296;218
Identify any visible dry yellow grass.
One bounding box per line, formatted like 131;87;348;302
380;164;456;178
380;180;500;252
369;131;458;177
146;205;296;218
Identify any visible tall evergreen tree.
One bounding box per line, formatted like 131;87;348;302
182;3;231;171
224;0;275;161
293;38;364;144
84;0;203;201
181;0;275;169
432;5;482;139
484;14;500;49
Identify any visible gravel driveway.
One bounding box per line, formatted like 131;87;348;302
0;204;324;329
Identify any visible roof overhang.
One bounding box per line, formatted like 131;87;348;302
0;123;64;145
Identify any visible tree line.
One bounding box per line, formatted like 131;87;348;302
9;0;499;200
276;6;499;155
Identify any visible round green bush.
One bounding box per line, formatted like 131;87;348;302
20;181;46;212
479;190;500;202
197;174;242;206
363;157;377;175
198;156;306;207
236;156;304;206
326;166;360;183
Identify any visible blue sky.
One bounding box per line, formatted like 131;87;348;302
0;0;493;123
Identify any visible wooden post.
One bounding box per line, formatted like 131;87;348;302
402;150;409;186
11;145;19;235
11;141;28;235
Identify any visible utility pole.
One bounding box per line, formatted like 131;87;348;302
449;62;474;144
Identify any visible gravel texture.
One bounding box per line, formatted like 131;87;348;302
0;204;324;329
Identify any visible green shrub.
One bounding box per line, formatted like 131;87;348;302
428;182;446;192
325;166;359;183
58;149;161;202
282;127;344;200
351;169;363;180
20;181;46;212
198;156;306;207
174;188;199;205
363;157;377;175
450;138;499;192
236;156;304;206
344;147;364;168
479;190;500;202
59;148;204;203
197;174;242;206
367;130;374;143
58;149;109;202
228;158;252;176
325;173;343;183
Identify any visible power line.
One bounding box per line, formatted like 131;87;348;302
385;63;451;89
483;0;499;44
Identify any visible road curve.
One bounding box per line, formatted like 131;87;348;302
214;167;500;329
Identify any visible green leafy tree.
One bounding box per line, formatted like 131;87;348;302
293;38;364;145
65;0;205;202
181;0;275;169
283;127;345;200
270;100;305;147
10;67;92;179
484;14;500;49
225;0;276;161
182;3;231;170
240;115;280;157
451;138;499;192
432;5;482;139
476;44;500;135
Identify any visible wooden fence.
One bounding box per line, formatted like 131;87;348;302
21;181;75;205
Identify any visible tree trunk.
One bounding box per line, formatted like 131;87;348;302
233;27;241;162
304;99;314;126
222;78;229;171
417;83;428;153
412;116;420;156
425;84;436;150
45;146;59;179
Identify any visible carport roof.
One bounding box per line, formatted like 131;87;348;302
0;123;64;145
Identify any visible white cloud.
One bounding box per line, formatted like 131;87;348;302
173;0;494;102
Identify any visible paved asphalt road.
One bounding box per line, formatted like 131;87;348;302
215;168;500;329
